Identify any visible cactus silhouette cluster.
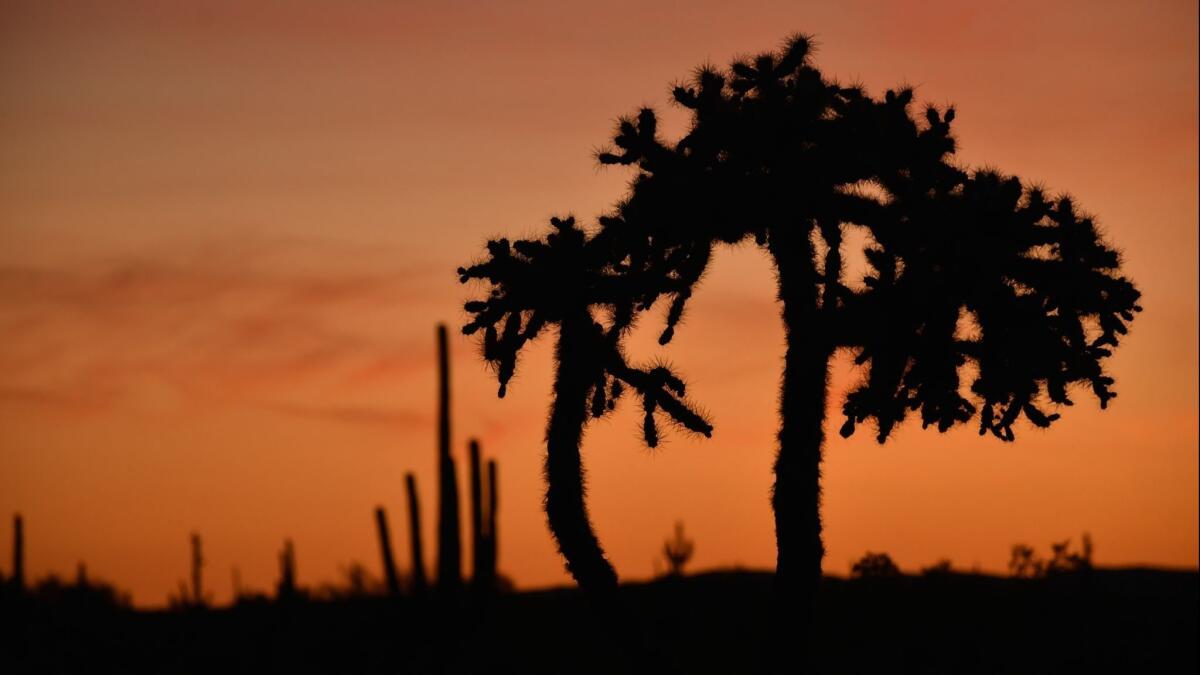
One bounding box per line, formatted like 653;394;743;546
461;32;1140;614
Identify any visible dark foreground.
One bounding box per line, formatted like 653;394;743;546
3;568;1196;674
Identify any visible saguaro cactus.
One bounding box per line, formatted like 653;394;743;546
278;538;297;599
662;521;695;577
190;532;204;605
468;439;486;592
485;459;499;588
374;506;402;597
12;513;23;592
405;472;428;595
435;324;463;594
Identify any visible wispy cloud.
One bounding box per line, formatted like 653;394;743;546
262;401;430;429
0;238;448;420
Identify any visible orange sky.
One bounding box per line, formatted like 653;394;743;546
1;0;1196;607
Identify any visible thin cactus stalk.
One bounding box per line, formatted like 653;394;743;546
468;439;486;594
485;458;498;589
278;538;296;600
405;472;428;595
374;506;402;597
190;532;204;606
435;324;463;594
12;513;23;593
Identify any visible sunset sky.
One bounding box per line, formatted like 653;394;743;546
1;0;1196;607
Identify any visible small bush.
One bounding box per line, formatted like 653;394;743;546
851;552;900;578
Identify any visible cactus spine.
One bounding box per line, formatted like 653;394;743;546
435;324;462;595
405;472;428;595
374;506;402;597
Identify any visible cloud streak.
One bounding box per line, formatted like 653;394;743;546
0;238;450;423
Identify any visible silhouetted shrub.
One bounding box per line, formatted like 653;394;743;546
1009;544;1043;578
1009;534;1094;578
315;562;385;600
920;559;954;576
851;552;901;578
29;572;131;610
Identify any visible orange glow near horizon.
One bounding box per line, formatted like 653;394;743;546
1;1;1196;606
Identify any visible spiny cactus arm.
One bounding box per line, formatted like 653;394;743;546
657;243;713;345
596;107;673;170
605;358;714;447
835;175;1140;443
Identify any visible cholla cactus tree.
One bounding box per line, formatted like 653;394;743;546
459;216;712;594
591;34;1140;611
460;33;1140;616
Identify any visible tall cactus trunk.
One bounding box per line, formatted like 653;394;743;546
405;473;428;595
769;226;832;639
544;315;617;594
435;324;463;595
190;532;203;606
12;513;23;593
468;439;489;594
374;507;402;597
485;459;498;588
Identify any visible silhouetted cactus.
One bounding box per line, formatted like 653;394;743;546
405;472;428;595
374;506;402;597
468;439;488;594
469;441;500;594
459;216;712;595
662;521;694;577
11;513;23;593
435;324;463;595
484;458;498;589
277;538;297;600
190;532;204;606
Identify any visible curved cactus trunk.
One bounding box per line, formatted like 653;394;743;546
544;314;618;594
770;227;832;611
